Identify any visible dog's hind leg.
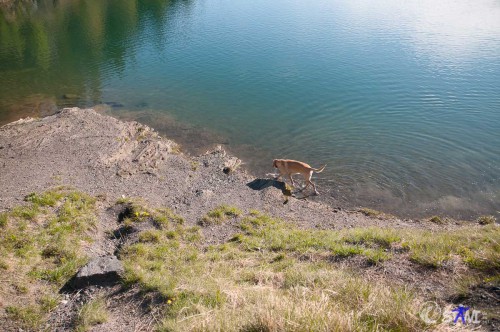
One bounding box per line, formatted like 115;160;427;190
306;171;319;195
310;181;319;195
297;172;309;192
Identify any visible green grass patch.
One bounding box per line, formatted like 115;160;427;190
116;199;185;228
402;225;500;270
200;205;242;225
138;229;162;243
11;204;40;220
342;227;401;249
154;207;185;227
237;215;397;263
75;297;109;332
0;188;98;330
5;305;44;329
24;191;64;207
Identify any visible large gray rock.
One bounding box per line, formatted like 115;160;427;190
72;255;124;288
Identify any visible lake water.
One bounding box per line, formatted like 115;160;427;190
1;0;499;218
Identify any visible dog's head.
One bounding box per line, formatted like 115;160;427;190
272;159;278;168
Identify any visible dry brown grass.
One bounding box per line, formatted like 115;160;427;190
119;209;498;331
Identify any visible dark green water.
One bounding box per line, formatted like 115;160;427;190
1;0;499;218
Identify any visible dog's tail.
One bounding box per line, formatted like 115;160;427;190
312;164;327;173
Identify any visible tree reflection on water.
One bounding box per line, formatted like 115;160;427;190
0;0;192;122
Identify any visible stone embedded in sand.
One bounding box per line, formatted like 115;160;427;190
72;255;124;288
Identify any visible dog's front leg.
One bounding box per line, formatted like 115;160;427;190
274;172;282;181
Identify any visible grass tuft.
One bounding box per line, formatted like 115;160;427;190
200;205;242;225
5;305;44;329
0;212;7;227
477;215;496;225
139;229;162;243
402;225;500;270
12;204;40;220
429;215;444;224
24;191;64;207
76;297;109;332
359;207;381;217
154;208;185;227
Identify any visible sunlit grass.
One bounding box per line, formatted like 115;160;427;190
0;188;97;329
200;205;242;225
402;225;500;270
3;192;497;331
75;297;109;332
117;204;500;331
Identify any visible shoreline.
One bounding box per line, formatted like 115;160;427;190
0;107;401;228
0;107;363;227
81;107;500;221
0;106;495;222
101;107;499;221
0;107;498;331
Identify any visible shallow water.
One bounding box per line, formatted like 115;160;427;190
1;0;499;218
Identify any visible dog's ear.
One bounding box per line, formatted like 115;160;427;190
272;159;277;168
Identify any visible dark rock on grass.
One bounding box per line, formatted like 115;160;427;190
70;256;124;289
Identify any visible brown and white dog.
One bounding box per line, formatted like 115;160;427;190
272;159;326;195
